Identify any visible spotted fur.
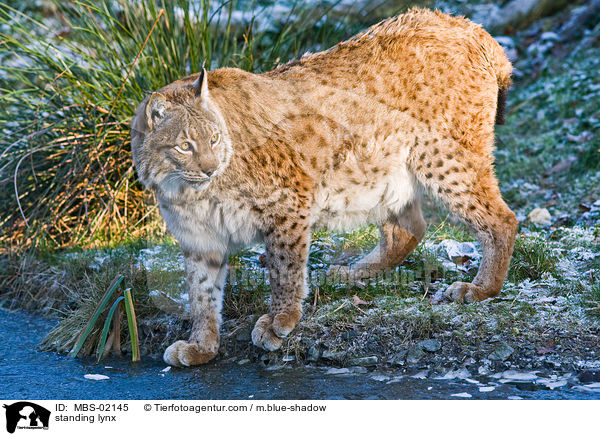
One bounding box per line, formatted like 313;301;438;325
131;8;517;366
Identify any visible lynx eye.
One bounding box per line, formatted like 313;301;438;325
178;142;192;152
210;133;220;146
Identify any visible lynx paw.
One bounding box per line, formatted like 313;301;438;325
272;311;301;337
251;311;301;351
163;340;217;367
434;281;486;303
251;314;283;351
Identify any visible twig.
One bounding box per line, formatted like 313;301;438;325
317;299;348;320
0;126;52;173
331;300;348;314
420;283;429;301
507;96;536;117
13;144;63;228
353;304;367;315
100;8;165;130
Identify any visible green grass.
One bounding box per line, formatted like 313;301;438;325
69;274;124;357
509;235;559;282
584;283;600;321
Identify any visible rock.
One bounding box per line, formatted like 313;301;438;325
406;346;425;364
541;379;568;390
500;370;539;382
494;36;516;48
370;374;390;382
418;339;442;353
411;370;429;379
488;342;515;361
325;367;351;375
573;383;600;393
543;156;577;176
390;349;408;366
527;207;551;226
235;325;252;342
434;368;472;380
306;345;320;362
473;0;570;33
478;359;493;375
348;356;378;367
437;239;480;273
558;0;600;41
322;349;346;362
260;352;280;364
440;239;480;263
540;31;561;42
578;370;600;384
566;132;593;143
470;4;503;29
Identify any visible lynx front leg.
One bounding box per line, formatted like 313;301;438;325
163;251;227;366
252;222;310;351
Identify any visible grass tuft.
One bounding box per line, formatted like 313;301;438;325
510;235;559;282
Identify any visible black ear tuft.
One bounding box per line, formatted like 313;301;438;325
192;66;209;98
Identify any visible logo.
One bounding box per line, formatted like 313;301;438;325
3;402;50;434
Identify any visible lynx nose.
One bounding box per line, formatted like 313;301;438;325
203;166;217;177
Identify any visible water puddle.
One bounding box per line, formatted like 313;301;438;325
0;309;597;400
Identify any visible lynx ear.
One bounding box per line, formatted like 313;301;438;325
192;67;209;99
145;93;169;130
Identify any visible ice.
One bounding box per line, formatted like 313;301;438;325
84;374;109;380
451;392;472;398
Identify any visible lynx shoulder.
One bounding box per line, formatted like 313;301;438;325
131;8;517;366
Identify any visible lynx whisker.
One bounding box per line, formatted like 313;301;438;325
183;172;210;182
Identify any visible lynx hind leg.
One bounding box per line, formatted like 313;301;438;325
252;221;310;351
410;141;518;303
328;199;426;281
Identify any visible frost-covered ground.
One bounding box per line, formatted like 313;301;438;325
34;219;598;381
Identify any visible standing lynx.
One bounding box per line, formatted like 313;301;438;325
131;8;517;366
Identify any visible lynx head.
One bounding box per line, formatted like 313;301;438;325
131;69;232;196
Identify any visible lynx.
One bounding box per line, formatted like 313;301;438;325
131;8;518;366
